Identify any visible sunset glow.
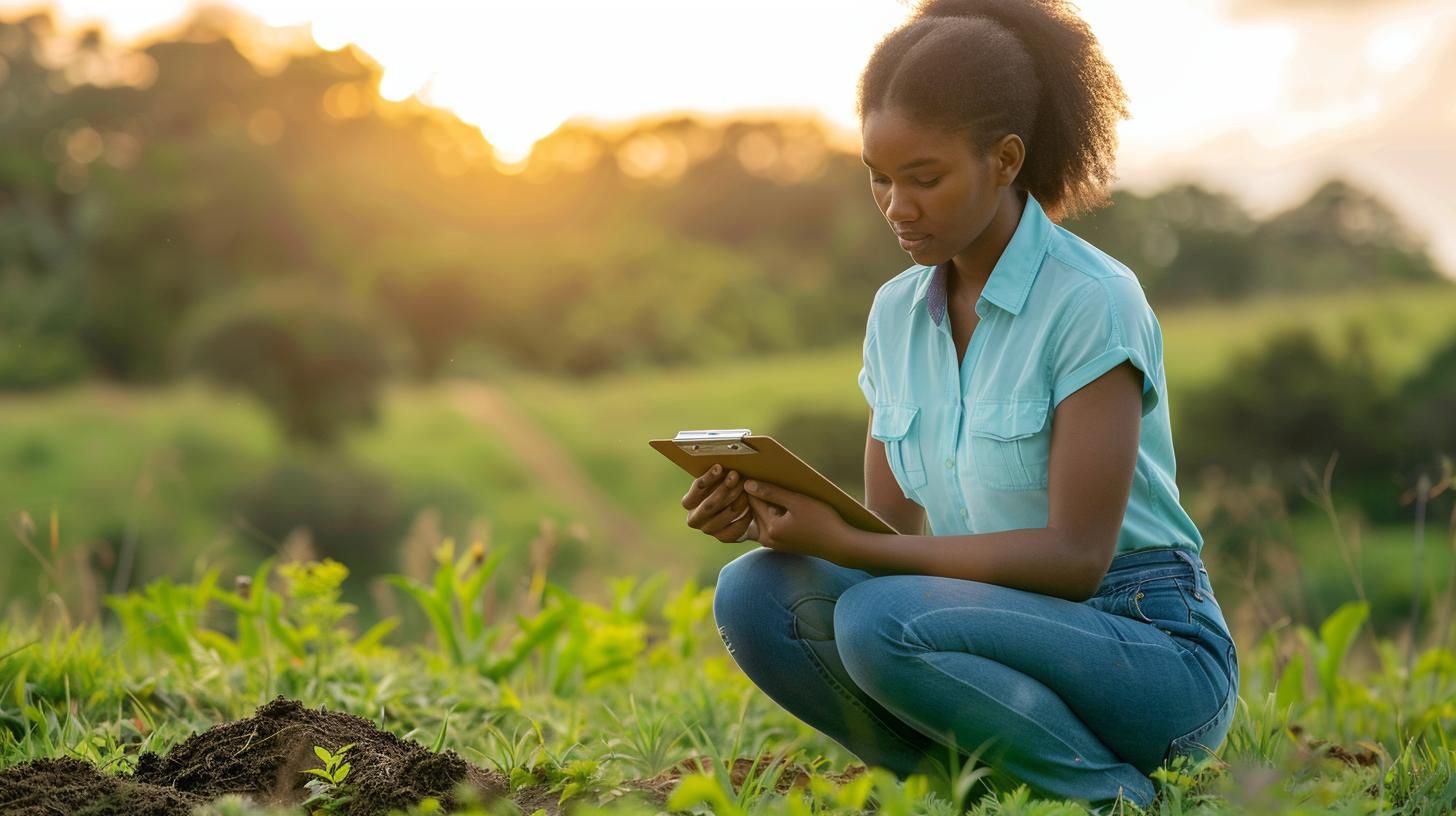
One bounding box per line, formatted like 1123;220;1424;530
5;0;1454;270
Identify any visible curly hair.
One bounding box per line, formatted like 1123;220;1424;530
856;0;1130;222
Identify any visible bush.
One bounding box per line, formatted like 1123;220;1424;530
1176;325;1449;522
1398;333;1456;467
231;452;407;580
178;282;395;446
0;334;89;390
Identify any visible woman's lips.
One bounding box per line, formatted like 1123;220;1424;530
898;234;931;251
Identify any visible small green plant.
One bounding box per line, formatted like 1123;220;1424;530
302;742;355;815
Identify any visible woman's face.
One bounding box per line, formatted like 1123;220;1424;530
860;107;1008;266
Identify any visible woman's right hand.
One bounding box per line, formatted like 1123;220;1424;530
682;464;756;543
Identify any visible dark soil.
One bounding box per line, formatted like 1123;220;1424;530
0;697;509;816
0;757;205;816
0;696;868;815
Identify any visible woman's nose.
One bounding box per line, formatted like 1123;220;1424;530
883;187;918;223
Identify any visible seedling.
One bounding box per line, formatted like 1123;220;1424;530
302;743;355;815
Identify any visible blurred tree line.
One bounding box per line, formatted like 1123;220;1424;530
1;12;1443;405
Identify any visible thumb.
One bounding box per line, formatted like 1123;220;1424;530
745;493;780;522
744;480;780;504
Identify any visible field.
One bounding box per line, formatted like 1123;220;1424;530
3;284;1456;813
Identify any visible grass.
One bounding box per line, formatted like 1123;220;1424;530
0;381;576;614
4;284;1455;616
2;535;1454;814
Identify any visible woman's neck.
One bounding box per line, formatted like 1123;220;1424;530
947;188;1026;302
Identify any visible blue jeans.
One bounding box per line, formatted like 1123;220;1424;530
712;544;1239;809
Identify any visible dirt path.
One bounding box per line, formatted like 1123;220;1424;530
449;380;662;579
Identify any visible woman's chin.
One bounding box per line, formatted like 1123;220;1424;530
908;247;944;265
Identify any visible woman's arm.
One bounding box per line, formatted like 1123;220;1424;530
828;361;1143;601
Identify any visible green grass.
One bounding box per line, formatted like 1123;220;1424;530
2;549;1454;814
0;382;576;612
1160;284;1456;391
4;284;1454;613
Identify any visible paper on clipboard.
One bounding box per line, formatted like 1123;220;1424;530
649;429;899;535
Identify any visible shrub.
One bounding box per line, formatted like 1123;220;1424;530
230;452;407;579
178;281;394;446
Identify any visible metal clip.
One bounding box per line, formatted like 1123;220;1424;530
672;429;757;456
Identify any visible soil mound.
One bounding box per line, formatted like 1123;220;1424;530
132;696;506;813
0;697;508;816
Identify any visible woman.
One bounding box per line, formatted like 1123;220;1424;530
681;0;1238;809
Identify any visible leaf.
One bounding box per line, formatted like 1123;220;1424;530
314;746;333;765
836;772;873;809
335;762;350;782
303;768;335;780
388;576;463;664
1276;651;1306;712
1317;601;1369;695
432;705;456;753
510;767;540;791
667;774;740;816
354;617;399;651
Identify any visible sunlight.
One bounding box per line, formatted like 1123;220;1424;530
4;0;1454;270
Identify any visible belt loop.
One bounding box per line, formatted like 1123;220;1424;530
1173;547;1194;570
1172;547;1206;600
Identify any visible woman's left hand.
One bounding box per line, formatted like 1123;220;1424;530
742;479;852;558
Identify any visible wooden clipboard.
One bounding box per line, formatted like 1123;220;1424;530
649;429;899;536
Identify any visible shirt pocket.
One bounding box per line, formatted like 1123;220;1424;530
967;397;1051;491
871;403;928;497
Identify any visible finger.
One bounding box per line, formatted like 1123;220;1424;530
689;468;741;519
690;482;745;530
715;508;754;543
681;464;726;510
701;491;752;536
705;507;751;542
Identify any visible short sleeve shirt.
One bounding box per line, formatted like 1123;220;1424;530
857;192;1204;555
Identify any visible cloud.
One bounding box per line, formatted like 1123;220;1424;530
1120;7;1456;277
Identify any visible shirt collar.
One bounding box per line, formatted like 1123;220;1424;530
908;192;1053;325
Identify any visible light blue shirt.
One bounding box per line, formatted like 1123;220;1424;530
857;193;1204;555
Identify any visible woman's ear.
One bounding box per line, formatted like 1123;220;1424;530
993;133;1025;187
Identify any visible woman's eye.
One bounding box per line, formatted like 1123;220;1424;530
869;174;938;187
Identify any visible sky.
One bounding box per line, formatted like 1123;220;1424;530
4;0;1455;274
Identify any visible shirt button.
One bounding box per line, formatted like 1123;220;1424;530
944;458;954;469
960;508;969;519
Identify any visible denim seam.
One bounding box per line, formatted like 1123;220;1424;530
909;649;1134;776
786;612;930;756
1163;683;1239;766
901;606;1188;656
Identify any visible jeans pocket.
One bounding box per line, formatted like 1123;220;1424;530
1128;575;1203;647
1183;574;1236;649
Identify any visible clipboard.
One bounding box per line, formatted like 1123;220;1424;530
649;429;899;536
